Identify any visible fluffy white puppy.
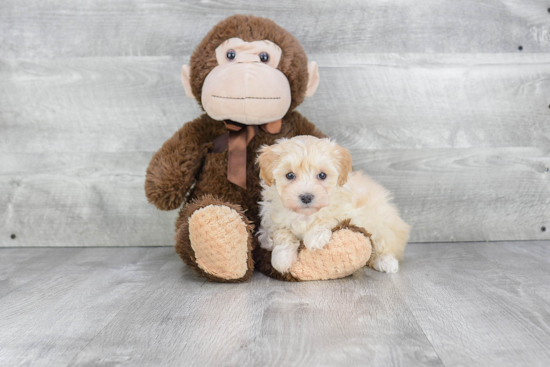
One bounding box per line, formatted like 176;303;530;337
256;136;410;274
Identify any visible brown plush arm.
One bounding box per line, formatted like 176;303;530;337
145;120;209;211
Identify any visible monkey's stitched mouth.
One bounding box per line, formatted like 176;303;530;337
212;95;281;100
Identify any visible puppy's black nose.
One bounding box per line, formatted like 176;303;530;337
299;194;314;204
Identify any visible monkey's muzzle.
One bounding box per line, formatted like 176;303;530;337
201;62;292;125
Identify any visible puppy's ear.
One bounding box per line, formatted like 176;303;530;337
256;145;278;186
337;146;353;186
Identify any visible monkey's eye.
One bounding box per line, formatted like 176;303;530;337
226;49;236;61
318;172;327;180
259;52;269;63
286;172;296;180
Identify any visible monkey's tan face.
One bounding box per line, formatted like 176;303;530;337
201;38;291;125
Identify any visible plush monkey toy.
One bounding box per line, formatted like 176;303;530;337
145;15;373;282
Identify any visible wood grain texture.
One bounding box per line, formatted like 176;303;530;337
2;3;550;247
0;57;201;154
0;247;83;299
1;244;550;366
64;257;442;367
308;54;550;150
474;241;550;304
0;247;172;367
1;146;548;247
392;242;550;366
0;152;178;247
1;0;549;58
355;147;550;243
2;54;550;153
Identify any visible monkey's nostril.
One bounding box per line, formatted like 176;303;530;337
299;194;314;204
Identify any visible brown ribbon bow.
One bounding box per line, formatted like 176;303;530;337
213;119;282;189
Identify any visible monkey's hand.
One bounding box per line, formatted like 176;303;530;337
289;220;373;281
145;121;208;211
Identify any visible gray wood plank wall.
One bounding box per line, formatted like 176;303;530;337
1;0;549;247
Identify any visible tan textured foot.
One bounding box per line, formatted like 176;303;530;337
289;229;372;281
188;205;249;280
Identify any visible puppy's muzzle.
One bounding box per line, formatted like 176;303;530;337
299;193;314;204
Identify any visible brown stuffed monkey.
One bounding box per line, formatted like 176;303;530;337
145;15;373;282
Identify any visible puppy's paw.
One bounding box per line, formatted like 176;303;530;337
371;255;399;273
303;228;333;251
271;245;299;274
257;228;274;250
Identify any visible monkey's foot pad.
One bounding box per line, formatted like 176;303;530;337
290;229;372;281
188;205;249;280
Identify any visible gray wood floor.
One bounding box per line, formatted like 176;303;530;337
1;242;550;367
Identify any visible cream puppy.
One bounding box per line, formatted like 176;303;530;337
256;136;410;274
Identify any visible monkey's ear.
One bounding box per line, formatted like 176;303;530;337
337;146;353;186
181;65;194;98
256;145;278;186
305;61;320;97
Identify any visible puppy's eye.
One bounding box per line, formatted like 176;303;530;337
286;172;296;180
259;52;269;63
226;49;236;61
318;172;327;180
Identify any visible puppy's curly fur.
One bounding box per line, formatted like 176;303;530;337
257;136;411;274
